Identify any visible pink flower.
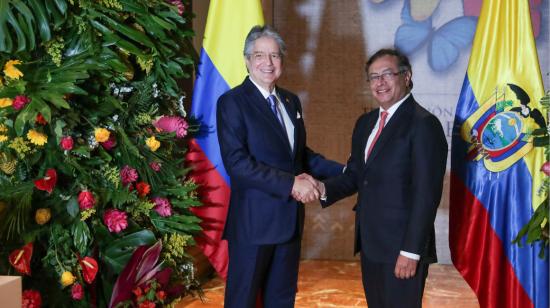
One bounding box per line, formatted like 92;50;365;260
13;95;31;110
542;162;550;176
78;191;96;210
168;0;185;15
71;283;84;300
103;209;128;233
100;133;117;150
22;289;42;308
152;197;173;217
153;116;188;138
120;165;138;186
149;162;161;172
60;136;74;151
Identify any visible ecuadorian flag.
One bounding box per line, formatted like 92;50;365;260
449;1;548;307
187;0;263;278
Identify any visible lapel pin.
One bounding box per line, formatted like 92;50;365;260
297;112;302;119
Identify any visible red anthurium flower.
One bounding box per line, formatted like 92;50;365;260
35;113;47;125
9;242;33;275
79;256;99;284
34;169;57;194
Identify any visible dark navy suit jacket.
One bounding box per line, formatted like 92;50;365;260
217;77;343;245
322;95;447;264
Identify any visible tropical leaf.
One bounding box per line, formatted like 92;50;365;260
150;213;201;235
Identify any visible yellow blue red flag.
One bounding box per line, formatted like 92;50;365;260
186;0;263;279
450;0;548;307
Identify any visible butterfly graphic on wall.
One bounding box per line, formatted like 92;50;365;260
394;0;477;72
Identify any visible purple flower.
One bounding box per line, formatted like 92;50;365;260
153;116;188;138
152;197;173;217
120;165;138;186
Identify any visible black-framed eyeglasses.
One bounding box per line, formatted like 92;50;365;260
367;70;405;82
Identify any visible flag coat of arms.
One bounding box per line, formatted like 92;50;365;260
449;1;548;308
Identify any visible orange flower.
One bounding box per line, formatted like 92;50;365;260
3;60;23;79
136;182;151;197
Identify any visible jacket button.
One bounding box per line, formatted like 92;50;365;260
363;180;368;186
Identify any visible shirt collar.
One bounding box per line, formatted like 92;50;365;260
380;93;410;116
249;76;277;99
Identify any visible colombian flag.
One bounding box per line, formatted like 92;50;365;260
187;0;264;278
449;1;548;308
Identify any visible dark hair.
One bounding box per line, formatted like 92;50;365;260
243;25;287;58
365;48;413;89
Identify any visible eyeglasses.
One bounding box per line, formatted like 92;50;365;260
249;52;282;62
367;70;404;82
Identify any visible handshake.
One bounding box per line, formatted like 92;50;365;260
291;173;326;203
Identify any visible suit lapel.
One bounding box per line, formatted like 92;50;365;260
243;78;292;152
277;90;298;157
365;96;414;168
361;112;377;165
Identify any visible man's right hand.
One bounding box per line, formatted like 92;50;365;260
291;173;321;203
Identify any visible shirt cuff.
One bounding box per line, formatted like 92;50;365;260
400;250;420;260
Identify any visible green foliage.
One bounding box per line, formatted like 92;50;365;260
0;0;202;305
513;91;550;258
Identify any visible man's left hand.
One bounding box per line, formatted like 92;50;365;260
394;255;418;279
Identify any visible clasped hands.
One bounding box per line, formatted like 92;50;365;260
291;173;325;203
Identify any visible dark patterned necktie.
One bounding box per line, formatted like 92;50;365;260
267;94;286;128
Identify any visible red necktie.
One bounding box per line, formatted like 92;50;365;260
366;111;388;159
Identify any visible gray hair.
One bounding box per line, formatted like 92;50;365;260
243;25;287;58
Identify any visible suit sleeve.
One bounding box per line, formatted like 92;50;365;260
305;147;344;179
320;116;366;207
216;94;295;198
401;115;448;254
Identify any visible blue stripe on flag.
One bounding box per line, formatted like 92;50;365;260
191;49;231;186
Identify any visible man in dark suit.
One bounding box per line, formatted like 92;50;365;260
318;48;448;307
216;25;343;308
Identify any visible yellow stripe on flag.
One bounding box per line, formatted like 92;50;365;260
203;0;264;89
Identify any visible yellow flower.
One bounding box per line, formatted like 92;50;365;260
3;60;23;80
0;124;7;133
35;208;51;225
0;135;7;142
27;129;48;146
0;98;13;108
94;128;110;142
60;271;76;287
145;136;160;152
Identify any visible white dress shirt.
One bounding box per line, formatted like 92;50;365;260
249;78;295;151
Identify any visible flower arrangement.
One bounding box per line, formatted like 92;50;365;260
0;0;203;306
513;91;550;258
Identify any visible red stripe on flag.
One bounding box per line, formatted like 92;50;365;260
449;173;533;308
186;138;230;279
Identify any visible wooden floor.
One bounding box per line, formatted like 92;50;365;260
177;260;479;307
